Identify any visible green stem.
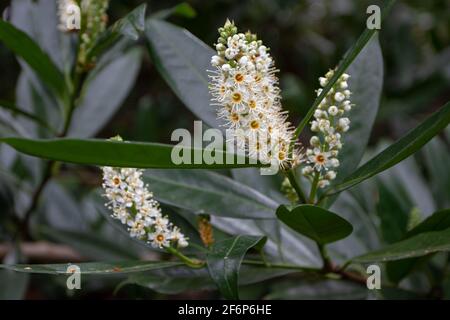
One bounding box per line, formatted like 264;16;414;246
285;169;307;203
259;250;270;267
308;171;320;204
317;243;333;272
166;247;205;269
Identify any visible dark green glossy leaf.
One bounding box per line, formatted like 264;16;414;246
120;264;293;295
0;269;29;299
0;100;56;134
329;101;450;194
145;19;220;129
406;209;450;238
0;137;265;169
376;181;410;244
0;261;183;275
422;137;450;208
276;204;353;245
354;228;450;263
0;19;66;99
0;250;29;300
69;48;142;137
87;4;147;60
386;209;450;282
206;235;267;299
143;170;278;219
39;226;139;261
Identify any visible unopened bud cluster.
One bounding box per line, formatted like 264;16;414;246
78;0;109;69
301;70;353;188
209;20;300;169
57;0;110;70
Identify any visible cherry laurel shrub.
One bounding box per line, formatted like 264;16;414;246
0;0;449;300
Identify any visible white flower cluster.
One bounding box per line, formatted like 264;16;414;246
57;0;81;32
209;20;299;169
301;70;353;188
102;165;188;249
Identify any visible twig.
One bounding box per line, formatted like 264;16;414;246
19;162;55;239
0;241;83;262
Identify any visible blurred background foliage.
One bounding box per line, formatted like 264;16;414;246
0;0;449;299
1;0;449;143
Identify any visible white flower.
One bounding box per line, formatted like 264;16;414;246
314;109;324;119
302;71;353;188
170;227;189;248
308;148;331;171
310;136;320;147
221;64;231;72
334;92;345;102
340;81;348;89
318;180;330;188
329;158;340;168
211;55;222;66
328;106;339;116
302;166;313;175
325;170;336;180
149;231;170;249
209;20;299;169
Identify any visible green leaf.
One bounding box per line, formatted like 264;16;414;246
87;4;147;60
276;204;353;245
376;181;411;244
0;269;29;299
422;137;450;208
0;100;56;134
14;69;63;138
354;228;450;263
292;0;396;141
143;170;278;219
0;261;183;275
120;264;292;295
329;101;450;194
69;48;142;137
0;250;29;300
0;137;265;169
145;19;220;129
406;209;450;238
38;226;139;261
206;235;267;299
0;19;66;99
151;3;197;20
386;209;450;282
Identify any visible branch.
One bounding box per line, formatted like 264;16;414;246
0;241;83;262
